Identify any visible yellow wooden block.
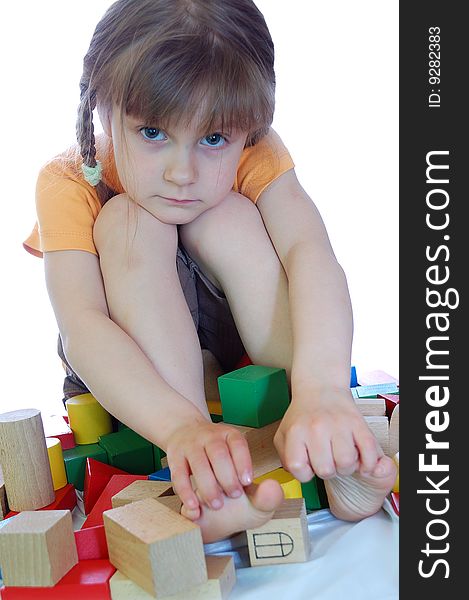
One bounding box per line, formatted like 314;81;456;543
46;437;68;490
65;393;113;444
392;451;399;492
109;555;235;599
103;497;207;597
246;497;310;566
0;510;78;586
254;467;302;499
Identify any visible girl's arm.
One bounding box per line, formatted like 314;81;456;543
256;169;381;480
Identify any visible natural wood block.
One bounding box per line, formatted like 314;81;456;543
103;497;207;597
154;494;183;513
0;464;9;519
0;510;78;586
0;409;55;511
389;403;399;457
246;497;310;566
231;420;282;479
354;397;386;416
111;480;173;508
364;416;390;456
392;451;399;493
109;554;235;599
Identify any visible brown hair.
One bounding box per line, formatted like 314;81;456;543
76;0;276;204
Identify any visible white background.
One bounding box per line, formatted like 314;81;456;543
1;1;398;416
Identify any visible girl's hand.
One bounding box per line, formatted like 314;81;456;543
166;421;253;518
273;388;383;482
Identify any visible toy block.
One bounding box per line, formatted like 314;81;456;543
97;429;154;475
234;352;253;369
42;413;75;450
350;365;358;387
0;464;9;519
148;466;172;481
230;420;282;479
74;524;109;560
84;458;129;515
111;480;173;508
5;483;77;519
246;497;310;566
0;510;78;586
0;559;116;599
109;554;235;599
218;365;290;428
390;492;399;516
301;476;329;510
154;494;183;513
254;468;302;499
392;452;399;493
0;409;55;511
379;393;400;418
65;393;113;445
82;474;148;529
207;398;223;416
351;387;359;399
103;497;207;597
389;403;399;457
358;370;399;386
364;416;390;456
354;397;386;416
356;382;399;398
63;444;109;491
46;437;68;490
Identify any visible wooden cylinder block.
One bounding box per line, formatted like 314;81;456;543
0;409;55;511
65;393;113;444
46;437;68;490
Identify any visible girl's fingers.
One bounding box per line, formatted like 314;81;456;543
304;429;336;480
226;431;253;486
206;439;243;499
282;431;314;483
330;433;359;476
189;450;224;510
170;457;200;514
354;424;383;474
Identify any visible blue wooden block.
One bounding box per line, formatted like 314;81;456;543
350;366;358;387
148;466;172;482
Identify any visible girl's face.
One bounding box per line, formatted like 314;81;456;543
109;108;248;225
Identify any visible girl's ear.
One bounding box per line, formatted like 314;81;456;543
97;103;112;137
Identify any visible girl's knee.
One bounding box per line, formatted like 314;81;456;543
93;194;178;259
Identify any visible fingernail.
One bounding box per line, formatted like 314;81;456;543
242;472;252;485
211;498;222;509
230;489;242;499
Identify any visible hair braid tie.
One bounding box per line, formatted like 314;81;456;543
81;160;103;186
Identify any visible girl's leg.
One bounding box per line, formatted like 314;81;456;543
93;194;209;419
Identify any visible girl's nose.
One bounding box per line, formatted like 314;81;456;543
163;148;197;186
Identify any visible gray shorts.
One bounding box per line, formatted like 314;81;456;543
58;240;246;402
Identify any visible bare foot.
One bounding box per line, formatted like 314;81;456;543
181;479;285;543
324;455;397;521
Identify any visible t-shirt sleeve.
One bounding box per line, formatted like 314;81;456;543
234;128;295;203
23;160;102;257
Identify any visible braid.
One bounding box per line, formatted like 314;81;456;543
77;80;98;168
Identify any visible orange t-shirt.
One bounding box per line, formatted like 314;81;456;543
24;129;294;258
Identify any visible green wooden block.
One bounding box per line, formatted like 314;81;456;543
351;387;359;399
218;365;290;428
98;429;154;475
63;444;108;491
301;476;329;510
356;383;399;399
152;444;166;471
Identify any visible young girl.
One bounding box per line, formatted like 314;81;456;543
24;0;396;541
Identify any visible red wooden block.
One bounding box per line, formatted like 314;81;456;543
358;369;399;386
378;394;400;418
42;413;76;450
0;559;115;599
5;483;77;518
234;352;253;370
75;524;109;560
390;492;400;516
83;458;129;515
82;474;147;529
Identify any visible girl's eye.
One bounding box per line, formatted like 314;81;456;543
140;127;166;141
201;133;226;148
